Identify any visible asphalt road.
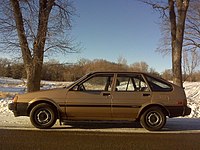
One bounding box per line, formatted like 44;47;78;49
1;128;200;150
1;118;200;150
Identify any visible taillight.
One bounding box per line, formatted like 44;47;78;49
177;101;183;105
177;100;187;105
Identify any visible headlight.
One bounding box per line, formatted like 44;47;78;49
13;95;18;102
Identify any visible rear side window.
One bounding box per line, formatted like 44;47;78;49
116;74;150;92
145;76;173;92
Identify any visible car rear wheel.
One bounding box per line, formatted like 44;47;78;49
30;103;57;129
140;107;166;131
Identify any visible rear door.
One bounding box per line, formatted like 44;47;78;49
111;73;152;119
66;73;114;120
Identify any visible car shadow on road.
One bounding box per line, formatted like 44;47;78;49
163;118;200;131
54;121;143;130
51;118;200;132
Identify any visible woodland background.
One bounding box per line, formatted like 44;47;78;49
1;57;200;82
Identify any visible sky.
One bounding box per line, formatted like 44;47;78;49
0;0;172;73
60;0;172;73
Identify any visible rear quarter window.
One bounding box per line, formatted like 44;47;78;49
145;76;173;92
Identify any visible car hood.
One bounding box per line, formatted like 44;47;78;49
17;88;69;102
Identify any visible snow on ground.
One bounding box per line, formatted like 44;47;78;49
184;82;200;118
0;77;199;127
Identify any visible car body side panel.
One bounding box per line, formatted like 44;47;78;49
66;91;112;120
111;91;152;119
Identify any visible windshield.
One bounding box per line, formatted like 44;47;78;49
64;73;92;89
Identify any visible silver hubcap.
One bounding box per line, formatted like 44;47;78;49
37;110;51;124
147;112;160;126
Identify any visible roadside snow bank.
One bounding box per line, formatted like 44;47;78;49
0;97;31;127
0;97;12;115
184;82;200;118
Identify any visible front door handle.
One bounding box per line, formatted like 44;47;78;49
103;93;111;96
143;93;150;97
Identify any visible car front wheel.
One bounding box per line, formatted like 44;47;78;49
140;107;166;131
30;103;57;129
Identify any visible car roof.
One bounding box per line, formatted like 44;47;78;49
88;71;170;83
88;71;150;75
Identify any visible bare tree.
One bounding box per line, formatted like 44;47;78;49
142;0;190;87
0;0;77;92
161;69;173;81
156;0;200;82
130;61;149;72
184;0;200;50
158;1;200;53
183;50;200;81
117;56;128;66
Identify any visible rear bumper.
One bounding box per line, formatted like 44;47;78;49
167;106;191;117
183;106;191;116
8;102;28;117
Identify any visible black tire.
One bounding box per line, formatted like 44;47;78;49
30;103;57;129
140;107;166;131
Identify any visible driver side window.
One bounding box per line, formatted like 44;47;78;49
73;75;113;92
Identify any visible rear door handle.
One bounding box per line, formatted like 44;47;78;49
143;93;150;97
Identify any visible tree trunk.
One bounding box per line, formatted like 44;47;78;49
173;45;182;87
169;0;189;87
26;59;43;92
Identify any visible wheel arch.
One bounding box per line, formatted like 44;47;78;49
27;98;61;117
137;104;169;120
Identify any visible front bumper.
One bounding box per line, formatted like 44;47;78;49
8;102;28;117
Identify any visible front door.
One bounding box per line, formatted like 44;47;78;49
66;73;114;120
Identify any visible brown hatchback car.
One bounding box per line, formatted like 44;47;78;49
8;72;191;131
